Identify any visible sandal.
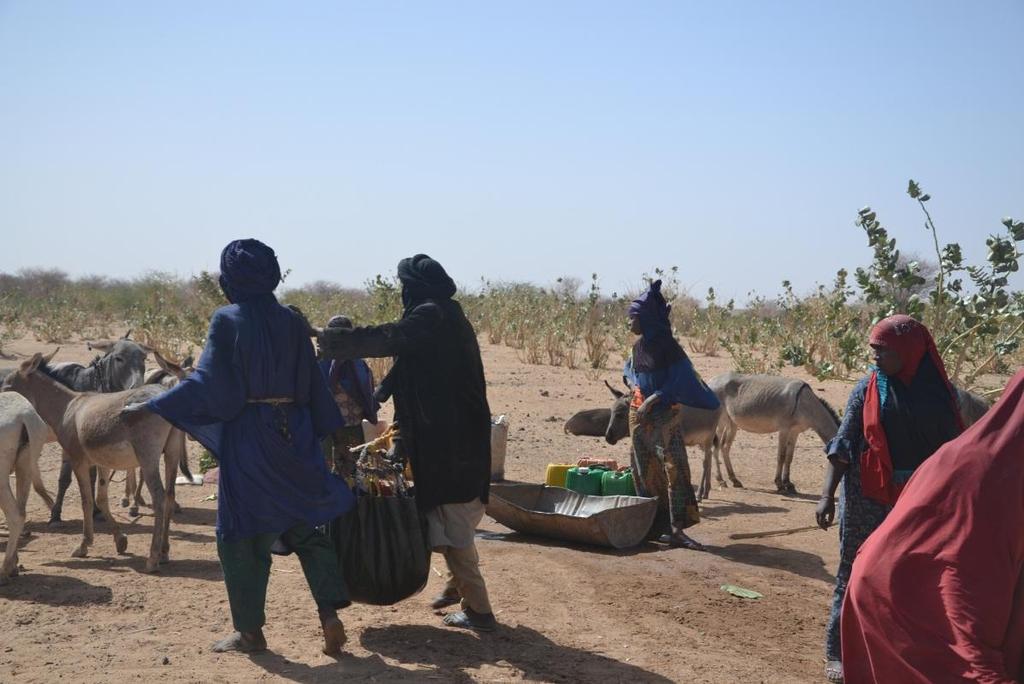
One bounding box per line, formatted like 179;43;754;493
442;608;497;633
430;589;461;610
825;660;843;683
668;532;706;551
211;630;267;654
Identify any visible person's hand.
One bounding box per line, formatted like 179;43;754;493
287;304;320;338
815;495;836;530
121;402;149;416
636;396;658;422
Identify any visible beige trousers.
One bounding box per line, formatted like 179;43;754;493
440;543;493;614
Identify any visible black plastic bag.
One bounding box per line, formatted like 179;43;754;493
331;494;431;605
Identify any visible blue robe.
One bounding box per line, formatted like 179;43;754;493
147;294;354;541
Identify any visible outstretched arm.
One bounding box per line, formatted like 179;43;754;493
318;303;443;361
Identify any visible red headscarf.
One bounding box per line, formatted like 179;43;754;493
842;369;1024;683
861;315;963;505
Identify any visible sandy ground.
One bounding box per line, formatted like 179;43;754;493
0;334;862;683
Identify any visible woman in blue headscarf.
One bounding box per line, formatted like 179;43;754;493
136;239;354;656
624;280;720;550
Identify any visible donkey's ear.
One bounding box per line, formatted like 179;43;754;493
122;329;133;340
603;379;625;399
21;353;44;373
136;343;155;354
153;351;187;379
87;339;116;352
42;347;60;365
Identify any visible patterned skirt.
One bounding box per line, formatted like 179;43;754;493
629;406;700;533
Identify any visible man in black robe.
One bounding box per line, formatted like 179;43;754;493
319;254;496;632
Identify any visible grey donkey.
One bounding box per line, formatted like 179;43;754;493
2;353;184;572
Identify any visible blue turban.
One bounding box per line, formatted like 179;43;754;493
629;279;686;372
219;239;282;303
629;279;672;338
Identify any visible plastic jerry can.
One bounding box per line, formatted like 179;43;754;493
601;469;636;496
565;466;606;496
545;464;574;488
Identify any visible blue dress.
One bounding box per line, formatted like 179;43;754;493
147;294;354;541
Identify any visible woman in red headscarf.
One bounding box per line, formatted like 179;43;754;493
841;369;1024;683
814;315;964;682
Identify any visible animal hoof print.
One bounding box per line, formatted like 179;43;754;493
116;536;129;554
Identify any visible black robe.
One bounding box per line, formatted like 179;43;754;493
320;299;491;510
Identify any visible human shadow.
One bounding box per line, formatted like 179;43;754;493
0;572;113;606
748;487;820;503
475;529;661;557
246;650;423;683
699;498;789;519
360;623;673;683
714;542;834;584
41;556;223;580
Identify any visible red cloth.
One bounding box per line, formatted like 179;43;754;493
842;368;1024;684
861;315;962;505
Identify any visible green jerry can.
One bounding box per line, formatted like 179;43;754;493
564;466;607;496
600;469;637;496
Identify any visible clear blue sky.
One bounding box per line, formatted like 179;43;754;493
1;1;1021;302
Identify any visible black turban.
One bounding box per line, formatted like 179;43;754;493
397;254;456;309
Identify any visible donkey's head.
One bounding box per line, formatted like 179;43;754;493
86;336;152;392
1;349;60;394
603;380;632;445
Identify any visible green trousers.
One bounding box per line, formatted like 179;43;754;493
217;524;349;633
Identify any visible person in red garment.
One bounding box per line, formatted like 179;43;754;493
841;368;1024;684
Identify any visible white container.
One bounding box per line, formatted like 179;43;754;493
490;415;509;482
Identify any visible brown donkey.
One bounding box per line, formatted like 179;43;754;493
1;353;184;573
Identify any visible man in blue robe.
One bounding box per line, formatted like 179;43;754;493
134;239;354;655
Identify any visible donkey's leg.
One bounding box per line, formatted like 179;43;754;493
49;453;74;524
12;449;32;566
95;467;127;554
29;442;54;512
697;443;713;501
138;455;166;573
71;460;95;558
134;469;147;511
774;431;788;491
0;449;26;583
123;469;134;509
713;425;729;487
159;432;183;563
781;430;800;494
720;425;743;488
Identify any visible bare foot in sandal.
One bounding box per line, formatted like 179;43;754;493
825;660;843;682
443;608;497;633
319;609;347;656
212;630;267;654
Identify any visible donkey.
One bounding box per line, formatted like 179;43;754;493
565;380;723;500
2;353;184;572
0;392;55;584
122;352;194;516
46;334;152;523
706;372;841;496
